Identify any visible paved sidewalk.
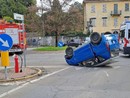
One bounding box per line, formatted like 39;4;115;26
0;67;42;82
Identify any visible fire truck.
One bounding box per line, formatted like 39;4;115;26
0;21;26;54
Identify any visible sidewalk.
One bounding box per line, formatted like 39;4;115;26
0;67;42;82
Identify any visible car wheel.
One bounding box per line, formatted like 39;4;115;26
90;32;101;45
104;32;111;35
65;47;73;59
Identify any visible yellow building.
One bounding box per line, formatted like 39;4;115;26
83;0;130;34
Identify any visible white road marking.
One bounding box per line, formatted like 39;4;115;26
74;67;83;70
103;71;109;77
0;82;29;98
113;66;121;69
30;66;72;83
0;66;72;98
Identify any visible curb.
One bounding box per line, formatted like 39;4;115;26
0;67;43;83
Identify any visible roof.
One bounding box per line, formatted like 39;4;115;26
83;0;130;3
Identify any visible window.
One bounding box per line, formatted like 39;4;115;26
129;29;130;38
102;4;107;13
114;18;118;27
125;3;129;11
102;18;107;27
120;30;125;38
91;18;96;27
114;4;118;13
91;5;95;13
124;16;130;22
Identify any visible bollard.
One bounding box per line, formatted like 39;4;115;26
1;51;10;67
14;55;19;73
1;51;10;79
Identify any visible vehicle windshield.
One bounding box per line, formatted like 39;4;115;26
120;30;125;38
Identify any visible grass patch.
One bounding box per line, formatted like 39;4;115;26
34;46;67;51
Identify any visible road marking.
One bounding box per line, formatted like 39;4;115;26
74;67;83;70
113;66;121;69
103;71;109;77
0;66;72;98
37;66;66;68
0;82;29;98
30;66;72;83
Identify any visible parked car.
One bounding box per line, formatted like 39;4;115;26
65;32;119;66
67;39;81;47
104;32;119;57
83;37;90;44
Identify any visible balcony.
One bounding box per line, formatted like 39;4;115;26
110;10;122;16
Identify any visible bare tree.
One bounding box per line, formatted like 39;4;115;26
38;0;73;47
25;5;41;35
25;0;84;46
66;2;84;32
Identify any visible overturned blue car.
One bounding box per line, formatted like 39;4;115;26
65;32;119;66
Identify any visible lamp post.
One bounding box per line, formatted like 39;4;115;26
89;24;93;34
86;19;93;36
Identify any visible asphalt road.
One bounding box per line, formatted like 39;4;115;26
3;50;130;98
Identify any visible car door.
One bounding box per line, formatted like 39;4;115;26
119;29;125;50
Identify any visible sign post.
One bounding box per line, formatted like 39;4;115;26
0;34;13;79
14;13;24;21
14;13;26;67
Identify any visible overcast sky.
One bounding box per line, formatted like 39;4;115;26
36;0;84;6
76;0;83;3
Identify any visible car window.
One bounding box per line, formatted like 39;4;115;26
120;30;125;38
129;29;130;39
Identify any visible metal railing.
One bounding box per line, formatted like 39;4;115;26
111;10;122;16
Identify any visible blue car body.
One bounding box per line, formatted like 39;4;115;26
104;34;119;51
65;33;119;66
65;43;95;65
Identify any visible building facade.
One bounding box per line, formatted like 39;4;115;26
83;0;130;34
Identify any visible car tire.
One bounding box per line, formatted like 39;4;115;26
104;32;111;35
90;32;101;45
65;47;73;59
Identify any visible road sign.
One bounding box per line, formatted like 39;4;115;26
0;34;13;51
14;13;24;21
14;13;26;67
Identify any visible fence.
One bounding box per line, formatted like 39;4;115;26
26;36;85;47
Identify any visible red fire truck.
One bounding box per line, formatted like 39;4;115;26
0;21;26;54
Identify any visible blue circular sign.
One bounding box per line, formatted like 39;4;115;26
58;41;64;47
0;34;13;51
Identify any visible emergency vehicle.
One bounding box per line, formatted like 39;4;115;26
120;21;130;55
0;20;26;54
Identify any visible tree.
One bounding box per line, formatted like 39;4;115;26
40;0;73;47
25;5;41;34
0;0;35;18
3;16;14;22
66;2;84;32
24;0;83;46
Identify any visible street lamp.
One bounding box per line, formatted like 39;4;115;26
89;24;93;34
86;19;93;36
88;19;93;34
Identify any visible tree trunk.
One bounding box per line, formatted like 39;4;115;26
55;31;58;47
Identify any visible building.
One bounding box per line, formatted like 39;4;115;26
83;0;130;34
